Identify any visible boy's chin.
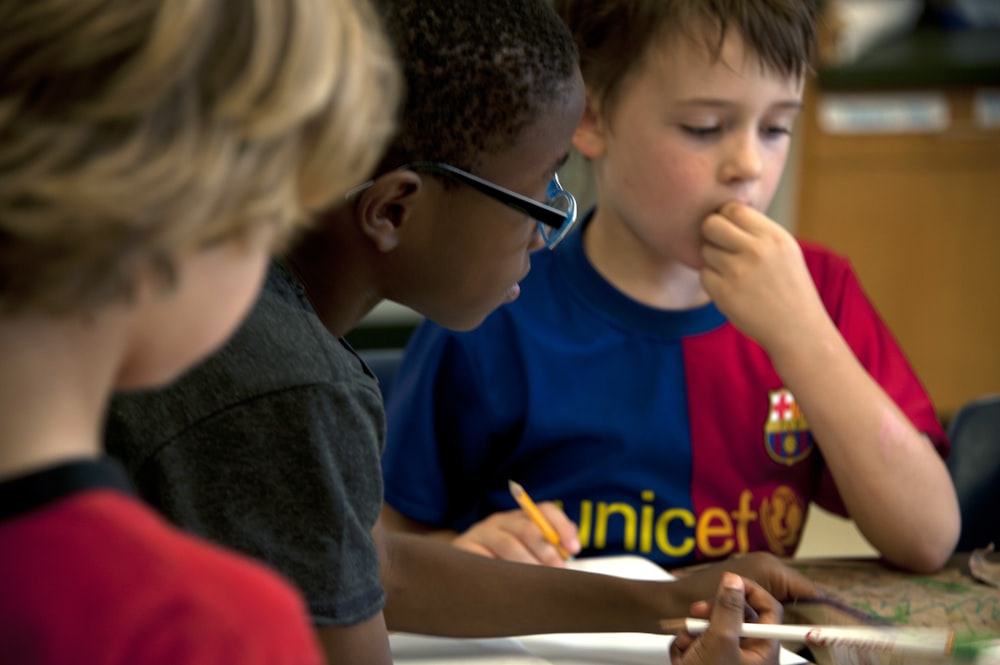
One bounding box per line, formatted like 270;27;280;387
424;284;522;332
502;282;521;303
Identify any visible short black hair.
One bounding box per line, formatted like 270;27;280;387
371;0;578;173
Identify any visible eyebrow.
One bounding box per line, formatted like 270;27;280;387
675;99;804;111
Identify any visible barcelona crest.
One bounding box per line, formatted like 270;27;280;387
764;389;814;466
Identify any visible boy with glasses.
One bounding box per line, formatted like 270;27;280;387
107;0;818;663
381;0;959;576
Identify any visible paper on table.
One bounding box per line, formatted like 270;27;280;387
564;554;677;581
518;555;809;665
389;633;549;664
511;555;670;665
390;554;808;665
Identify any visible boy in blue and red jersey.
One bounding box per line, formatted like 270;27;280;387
380;0;960;575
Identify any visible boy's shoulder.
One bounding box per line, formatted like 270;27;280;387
1;483;318;664
796;239;875;320
798;238;847;266
798;238;855;284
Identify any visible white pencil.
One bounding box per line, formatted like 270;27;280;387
660;618;957;657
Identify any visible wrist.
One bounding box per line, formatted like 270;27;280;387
767;315;844;380
644;579;695;629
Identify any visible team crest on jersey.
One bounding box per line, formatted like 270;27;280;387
760;485;806;556
764;389;814;466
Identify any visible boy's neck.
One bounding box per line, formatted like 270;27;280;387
0;317;113;481
582;209;710;311
284;215;384;338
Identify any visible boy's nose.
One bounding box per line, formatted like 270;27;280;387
720;133;763;184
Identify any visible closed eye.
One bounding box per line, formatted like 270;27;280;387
763;125;793;138
681;125;720;138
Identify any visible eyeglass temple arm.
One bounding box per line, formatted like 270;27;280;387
406;162;569;230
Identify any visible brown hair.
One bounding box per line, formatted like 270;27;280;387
554;0;818;121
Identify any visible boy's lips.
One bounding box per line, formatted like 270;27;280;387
714;199;757;214
504;266;530;302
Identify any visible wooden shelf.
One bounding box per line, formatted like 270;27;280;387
796;83;1000;417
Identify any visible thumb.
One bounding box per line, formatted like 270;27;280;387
709;573;747;642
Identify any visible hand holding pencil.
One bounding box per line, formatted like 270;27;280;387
507;480;574;561
669;573;782;665
448;480;579;565
664;574;1000;664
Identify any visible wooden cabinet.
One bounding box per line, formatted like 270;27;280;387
795;83;1000;417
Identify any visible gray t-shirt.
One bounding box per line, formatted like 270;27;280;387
106;261;386;627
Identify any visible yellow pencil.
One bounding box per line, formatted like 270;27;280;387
508;479;572;560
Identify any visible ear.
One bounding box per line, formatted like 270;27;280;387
572;86;607;160
354;170;423;253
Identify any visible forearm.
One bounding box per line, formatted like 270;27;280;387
771;323;959;572
316;614;392;665
380;530;677;637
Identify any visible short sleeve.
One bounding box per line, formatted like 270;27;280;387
117;381;386;627
106;263;387;628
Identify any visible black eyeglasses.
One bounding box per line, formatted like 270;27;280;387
405;162;578;249
346;161;579;249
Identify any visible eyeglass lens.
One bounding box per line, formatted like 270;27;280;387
536;175;577;248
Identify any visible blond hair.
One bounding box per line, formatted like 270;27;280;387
0;0;399;314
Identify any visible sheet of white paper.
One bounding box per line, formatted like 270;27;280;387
519;630;809;665
564;554;676;581
390;555;809;665
528;555;809;665
518;631;673;665
390;633;549;664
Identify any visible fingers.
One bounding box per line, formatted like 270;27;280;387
731;552;822;602
671;567;786;665
775;566;823;602
700;202;765;252
701;202;792;264
453;508;577;566
701;211;746;256
689;600;711;619
742;578;783;626
709;573;749;640
670;629;696;664
669;573;746;665
698;575;780;665
717;201;763;229
699;205;772;304
451;538;498;559
689;598;759;624
538;502;581;556
732;577;782;664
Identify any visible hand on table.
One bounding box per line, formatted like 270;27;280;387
700;202;833;354
670;573;781;665
671;552;822;607
452;504;580;566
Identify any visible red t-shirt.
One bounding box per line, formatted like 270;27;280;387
0;460;322;665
